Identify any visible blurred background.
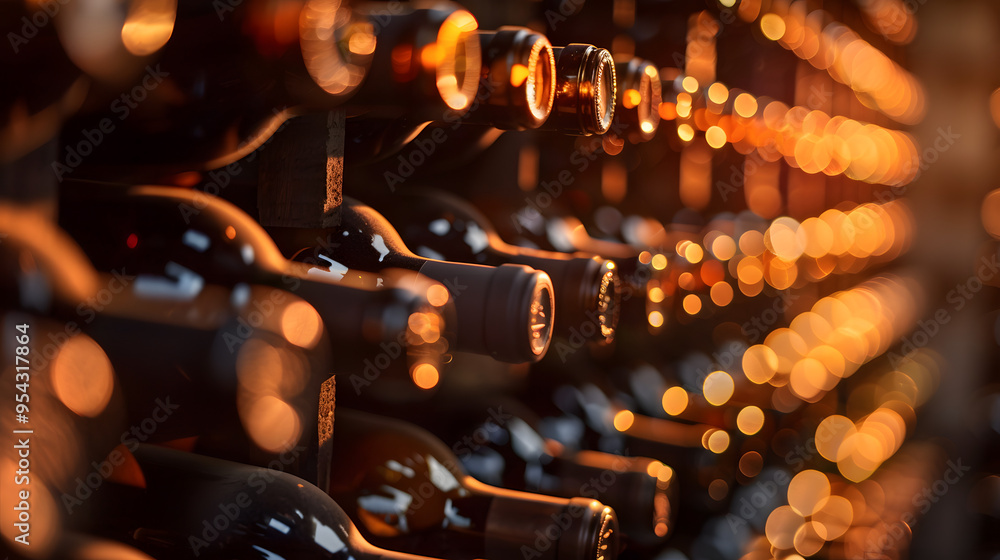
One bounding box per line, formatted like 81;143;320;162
3;0;1000;559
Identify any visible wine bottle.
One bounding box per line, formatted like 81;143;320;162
75;444;447;560
268;197;555;364
329;408;620;560
613;58;662;143
54;0;379;176
58;181;452;387
460;26;556;130
344;24;554;166
348;2;481;121
3;202;333;488
538;44;616;135
359;393;675;546
373;189;620;344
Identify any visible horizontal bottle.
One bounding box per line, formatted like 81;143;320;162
374;189;620;344
343;24;554;166
460;26;556;130
329;408;620;560
75;444;446;560
1;205;332;488
358;393;675;546
613;58;662;143
268;197;555;363
349;2;482;121
538;44;616;135
55;0;376;175
58;182;451;387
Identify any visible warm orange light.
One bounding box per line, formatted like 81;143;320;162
426;284;450;307
280;300;324;349
411;363;440;390
613;410;635;432
52;335;115;418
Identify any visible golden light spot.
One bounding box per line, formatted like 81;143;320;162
121;0;176;56
793;522;825;556
648;287;665;303
710;281;734;307
510;63;529;87
703;370;735;406
648;311;665;328
684;243;705;264
736;406;765;435
638;251;653;265
280;300;324;349
707;429;730;453
789;358;830;400
426;284;450;307
734;93;759;118
711;234;737;260
811;495;853;540
742;344;779;384
52;336;115;418
411;363;440;390
661;386;689;416
225;225;236;239
682;294;703;315
788;470;830;517
681;76;700;93
677;123;695;142
640;121;655;134
736;256;765;285
243;395;302;453
765;329;809;374
623;88;642;109
613;410;635;432
765;505;801;549
706;125;727;149
739;230;766;256
651;253;669;270
707;82;729;104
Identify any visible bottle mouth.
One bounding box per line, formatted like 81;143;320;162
527;40;557;123
528;281;554;357
617;59;662;140
595;264;619;342
548;45;616;135
559;499;619;560
435;9;482;111
593;507;618;560
583;48;616;135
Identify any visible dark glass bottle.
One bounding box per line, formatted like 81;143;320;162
268;197;555;364
54;0;378;176
373;189;620;344
362;393;675;546
613;58;662;143
329;408;620;560
58;182;451;387
460;26;556;130
344;24;554;167
348;2;481;122
539;44;616;135
1;203;332;489
76;444;448;560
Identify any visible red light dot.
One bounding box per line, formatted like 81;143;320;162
126;234;138;249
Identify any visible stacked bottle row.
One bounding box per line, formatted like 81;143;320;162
0;0;935;559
